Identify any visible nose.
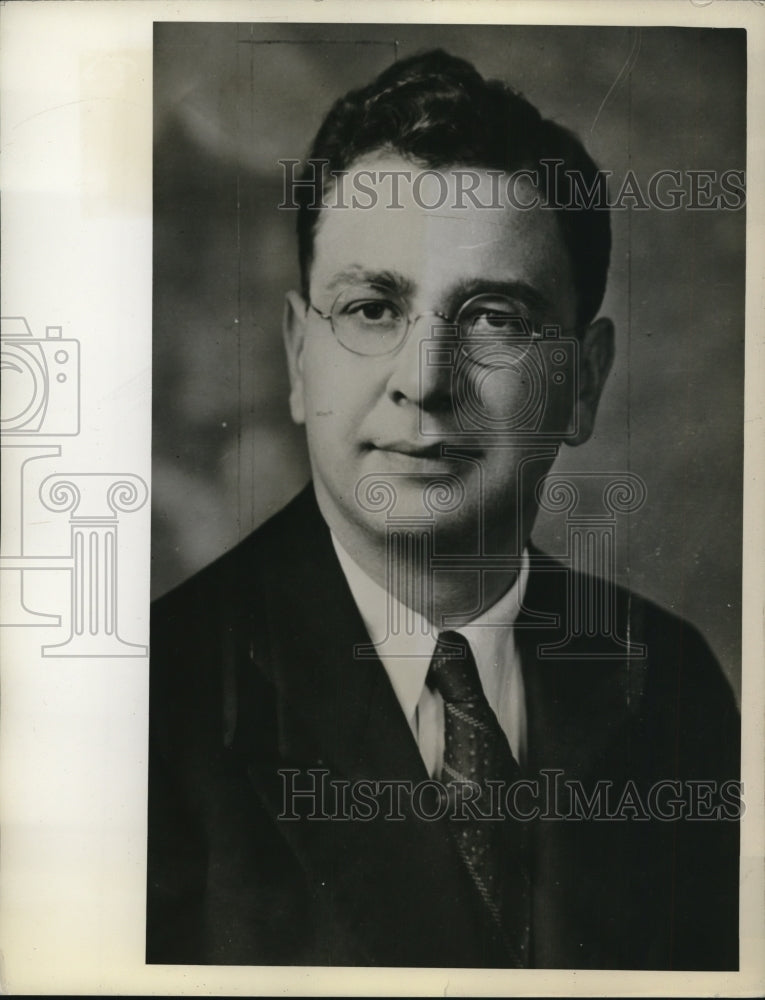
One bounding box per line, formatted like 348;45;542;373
384;313;455;412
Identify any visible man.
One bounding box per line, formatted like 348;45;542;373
147;50;740;969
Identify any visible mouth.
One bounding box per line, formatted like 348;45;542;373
374;441;448;459
366;440;476;463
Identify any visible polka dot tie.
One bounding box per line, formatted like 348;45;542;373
427;630;530;967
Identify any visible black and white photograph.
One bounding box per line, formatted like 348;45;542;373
149;22;743;971
1;2;763;996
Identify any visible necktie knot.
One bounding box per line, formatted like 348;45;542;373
426;631;484;704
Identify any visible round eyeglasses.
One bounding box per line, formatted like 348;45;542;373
308;289;546;365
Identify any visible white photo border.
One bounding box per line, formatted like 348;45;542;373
1;1;763;996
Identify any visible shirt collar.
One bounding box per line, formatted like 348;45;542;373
331;532;529;722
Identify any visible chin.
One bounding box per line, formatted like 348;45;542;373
351;468;470;524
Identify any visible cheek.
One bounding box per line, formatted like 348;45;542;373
300;346;373;442
301;346;339;407
459;363;542;431
461;355;572;433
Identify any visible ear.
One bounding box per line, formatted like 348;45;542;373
282;290;309;425
565;316;614;447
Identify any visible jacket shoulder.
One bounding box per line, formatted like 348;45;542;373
152;485;313;620
149;485;317;731
523;545;739;771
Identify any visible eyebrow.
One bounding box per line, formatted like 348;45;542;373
322;268;550;316
442;278;551;318
324;266;416;298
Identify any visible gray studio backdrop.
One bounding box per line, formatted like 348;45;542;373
152;23;745;698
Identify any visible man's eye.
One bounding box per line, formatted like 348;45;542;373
468;311;532;336
483;312;515;329
345;300;400;324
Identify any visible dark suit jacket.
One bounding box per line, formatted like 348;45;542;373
147;484;740;969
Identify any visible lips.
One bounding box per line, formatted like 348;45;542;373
374;441;449;459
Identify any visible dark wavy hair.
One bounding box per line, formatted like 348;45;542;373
296;49;611;328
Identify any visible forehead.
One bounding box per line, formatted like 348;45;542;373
310;153;576;316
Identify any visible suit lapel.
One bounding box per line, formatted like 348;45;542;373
518;546;648;777
234;486;508;966
517;547;651;967
243;485;429;783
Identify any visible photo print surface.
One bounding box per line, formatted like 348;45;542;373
148;22;744;970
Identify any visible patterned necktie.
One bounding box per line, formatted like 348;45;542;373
427;630;531;966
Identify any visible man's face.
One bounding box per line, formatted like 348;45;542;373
283;153;612;558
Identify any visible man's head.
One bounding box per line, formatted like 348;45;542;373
296;49;611;329
282;50;614;571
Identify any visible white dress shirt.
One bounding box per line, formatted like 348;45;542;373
331;534;530;777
